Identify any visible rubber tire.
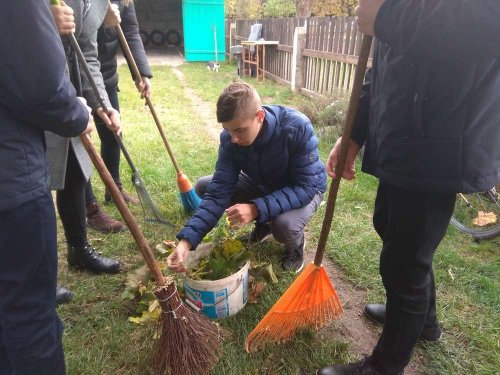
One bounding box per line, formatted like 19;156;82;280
165;29;181;47
150;30;165;46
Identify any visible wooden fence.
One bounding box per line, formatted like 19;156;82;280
225;16;372;97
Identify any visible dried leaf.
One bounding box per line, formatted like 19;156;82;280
248;281;267;304
472;211;497;226
255;263;278;284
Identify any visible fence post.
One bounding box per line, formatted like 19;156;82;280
291;25;306;92
229;22;236;62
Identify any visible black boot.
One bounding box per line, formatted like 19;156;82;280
67;242;121;274
56;286;74;305
364;303;442;341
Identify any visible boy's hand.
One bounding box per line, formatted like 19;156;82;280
50;0;75;35
326;137;361;180
356;0;385;36
104;3;121;28
226;204;258;227
135;76;151;98
95;107;122;135
167;239;191;273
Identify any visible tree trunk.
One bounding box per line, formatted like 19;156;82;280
296;0;312;18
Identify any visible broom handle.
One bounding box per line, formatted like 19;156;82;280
114;22;182;174
314;34;373;267
50;0;165;284
80;134;165;284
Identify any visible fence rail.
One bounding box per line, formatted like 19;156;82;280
225;16;372;97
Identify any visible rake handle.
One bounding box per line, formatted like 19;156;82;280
314;34;373;267
80;134;165;284
113;21;182;174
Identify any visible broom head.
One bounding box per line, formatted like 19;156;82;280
177;172;201;213
153;276;227;375
245;262;343;352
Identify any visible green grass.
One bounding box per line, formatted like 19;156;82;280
58;61;500;374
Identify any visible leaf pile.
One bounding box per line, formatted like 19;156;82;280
190;215;250;280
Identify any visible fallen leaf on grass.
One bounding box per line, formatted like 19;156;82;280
472;211;497;226
248;281;267;304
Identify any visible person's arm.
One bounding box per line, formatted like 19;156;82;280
79;29;121;134
350;68;372;147
79;29;112;110
371;0;500;60
176;141;240;250
251;122;326;223
0;0;88;137
121;2;153;97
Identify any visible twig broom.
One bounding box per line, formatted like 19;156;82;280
80;133;225;374
114;20;201;214
245;34;373;352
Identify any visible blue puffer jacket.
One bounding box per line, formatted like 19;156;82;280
177;105;327;249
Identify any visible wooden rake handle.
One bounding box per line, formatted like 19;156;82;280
113;19;182;174
314;34;373;267
80;134;165;284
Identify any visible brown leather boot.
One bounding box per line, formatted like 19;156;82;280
104;183;140;205
86;202;126;234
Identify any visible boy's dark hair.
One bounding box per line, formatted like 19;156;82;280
216;81;262;123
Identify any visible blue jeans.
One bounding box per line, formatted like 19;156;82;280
371;182;455;374
195;174;322;251
0;193;65;375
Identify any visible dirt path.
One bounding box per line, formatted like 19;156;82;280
171;66;423;374
304;251;423;374
171;67;221;143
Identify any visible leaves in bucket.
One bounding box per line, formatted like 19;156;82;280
189;214;251;281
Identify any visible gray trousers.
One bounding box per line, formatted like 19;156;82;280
195;174;323;251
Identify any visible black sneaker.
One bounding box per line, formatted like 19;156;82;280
240;223;272;243
281;237;306;273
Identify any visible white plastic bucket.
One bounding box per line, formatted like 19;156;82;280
183;243;249;319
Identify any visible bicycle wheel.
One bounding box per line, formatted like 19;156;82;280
450;186;500;240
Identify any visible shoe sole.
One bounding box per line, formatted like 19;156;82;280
68;263;121;274
86;220;127;234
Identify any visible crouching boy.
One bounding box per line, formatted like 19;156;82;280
167;82;326;273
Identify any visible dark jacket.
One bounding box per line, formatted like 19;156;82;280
0;1;88;211
177;105;327;249
97;0;152;90
352;0;500;194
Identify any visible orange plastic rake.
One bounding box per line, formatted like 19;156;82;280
245;34;373;352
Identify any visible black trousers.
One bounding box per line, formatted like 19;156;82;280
56;145;87;248
85;86;121;205
0;193;65;375
370;182;456;374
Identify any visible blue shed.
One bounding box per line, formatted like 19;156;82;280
182;0;226;62
134;0;225;62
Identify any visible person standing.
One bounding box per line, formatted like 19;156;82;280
0;1;93;373
317;1;500;374
84;0;153;233
46;0;123;295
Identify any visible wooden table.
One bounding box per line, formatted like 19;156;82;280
241;41;279;82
